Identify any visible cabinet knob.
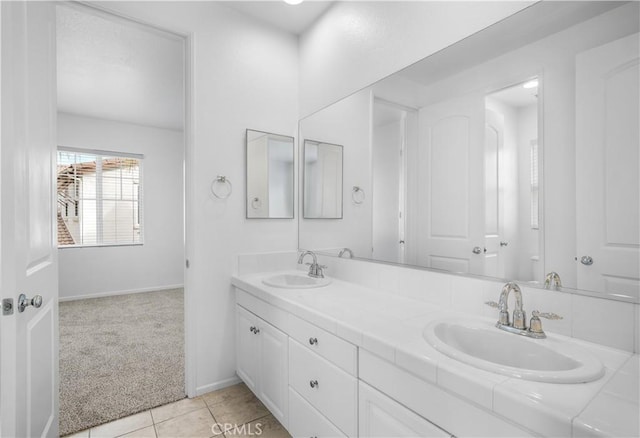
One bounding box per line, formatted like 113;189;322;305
309;337;318;345
309;379;319;389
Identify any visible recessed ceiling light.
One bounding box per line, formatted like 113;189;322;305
523;79;539;89
283;0;304;5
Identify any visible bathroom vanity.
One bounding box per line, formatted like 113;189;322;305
232;266;638;438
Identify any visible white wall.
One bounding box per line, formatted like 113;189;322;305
299;1;533;116
93;1;299;396
57;113;184;299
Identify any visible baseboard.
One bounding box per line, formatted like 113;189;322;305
58;284;184;302
195;375;242;397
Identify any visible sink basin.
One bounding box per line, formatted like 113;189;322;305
262;273;331;289
424;318;604;383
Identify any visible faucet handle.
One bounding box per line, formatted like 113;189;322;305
532;310;563;320
484;301;500;308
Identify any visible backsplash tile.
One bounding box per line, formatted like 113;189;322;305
237;250;298;276
238;251;638;352
451;276;485;315
572;295;635;352
521;286;572;337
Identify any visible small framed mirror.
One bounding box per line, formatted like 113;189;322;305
303;139;343;219
246;129;294;219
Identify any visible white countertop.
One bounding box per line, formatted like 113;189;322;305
231;270;639;438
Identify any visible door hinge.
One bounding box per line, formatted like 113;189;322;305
2;298;14;316
186;259;190;269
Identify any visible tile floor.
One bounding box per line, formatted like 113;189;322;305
64;383;291;438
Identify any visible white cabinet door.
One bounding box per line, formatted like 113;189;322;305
359;382;451;438
576;33;640;298
258;319;288;428
236;305;259;392
1;2;59;437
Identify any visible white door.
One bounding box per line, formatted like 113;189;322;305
235;306;259;392
576;33;640;298
484;108;506;278
257;321;288;428
417;93;485;274
1;2;59;437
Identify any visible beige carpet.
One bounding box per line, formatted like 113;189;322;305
59;289;185;436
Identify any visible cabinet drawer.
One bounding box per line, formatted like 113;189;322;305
289;339;358;437
288;387;346;438
359;350;534;438
288;313;357;376
359;381;450;437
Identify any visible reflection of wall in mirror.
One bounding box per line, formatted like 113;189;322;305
267;139;294;218
299;89;372;256
304;143;342;218
247;134;270;217
372;108;403;264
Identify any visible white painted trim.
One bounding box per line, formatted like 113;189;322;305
195;376;242;397
58;284;184;302
55;1;198;399
183;32;197;399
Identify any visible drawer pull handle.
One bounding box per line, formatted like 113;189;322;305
309;379;319;389
309;337;318;345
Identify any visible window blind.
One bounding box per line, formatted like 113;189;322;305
57;148;143;247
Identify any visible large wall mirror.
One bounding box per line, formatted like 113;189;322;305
246;129;294;219
298;1;639;302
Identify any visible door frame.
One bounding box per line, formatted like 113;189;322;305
58;2;197;398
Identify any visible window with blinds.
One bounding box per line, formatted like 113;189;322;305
57;148;143;247
530;140;539;230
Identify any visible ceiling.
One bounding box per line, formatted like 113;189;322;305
220;1;334;35
56;5;184;131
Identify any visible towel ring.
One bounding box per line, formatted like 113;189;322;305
211;175;232;199
251;197;262;209
352;186;365;204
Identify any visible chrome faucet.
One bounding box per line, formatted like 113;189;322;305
298;250;326;278
338;248;354;259
544;271;562;289
486;282;563;339
498;282;526;329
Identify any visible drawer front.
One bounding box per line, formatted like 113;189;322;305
289;339;358;437
359;350;534;438
288;387;346;438
359;381;450;438
288;313;357;376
